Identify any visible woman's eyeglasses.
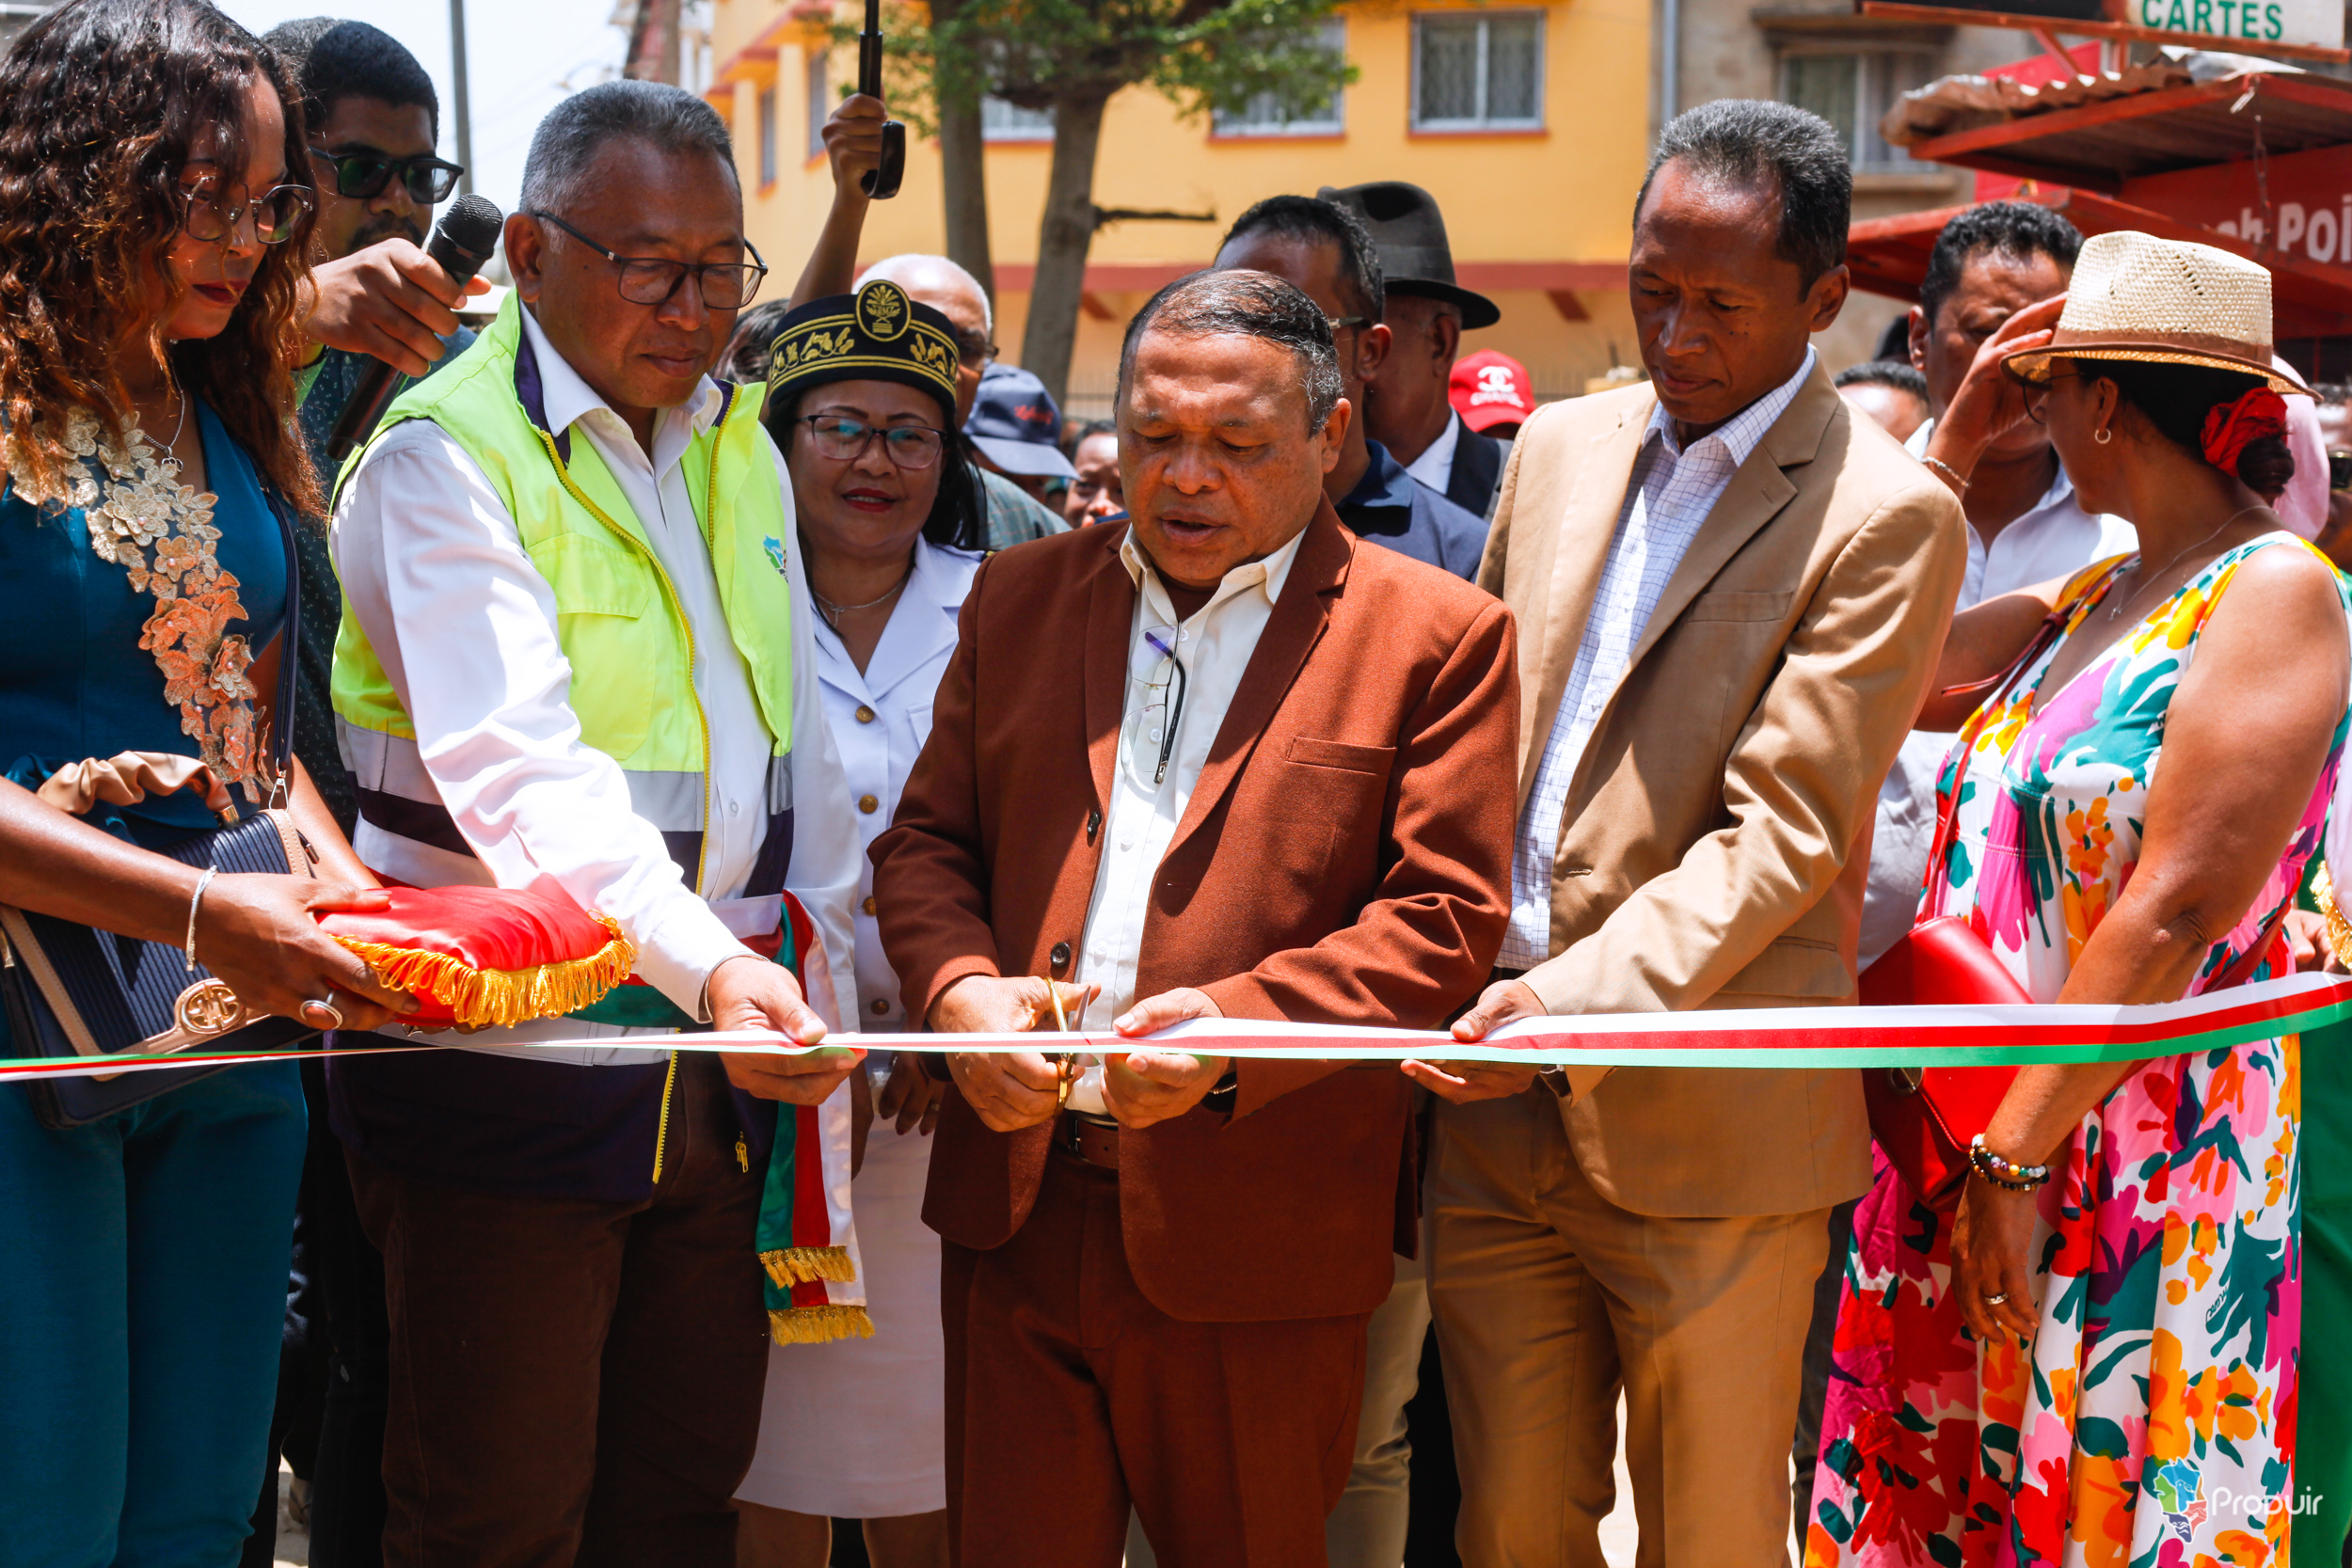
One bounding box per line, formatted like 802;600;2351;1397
798;415;946;470
180;181;313;245
2021;368;2080;427
529;210;769;310
309;146;466;205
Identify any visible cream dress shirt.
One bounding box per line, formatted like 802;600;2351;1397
1060;525;1308;1112
1500;350;1816;968
332;307;861;1060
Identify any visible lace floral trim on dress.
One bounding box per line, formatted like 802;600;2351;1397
16;406;267;802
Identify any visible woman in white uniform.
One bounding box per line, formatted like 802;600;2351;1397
736;282;986;1568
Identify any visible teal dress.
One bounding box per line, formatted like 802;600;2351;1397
0;401;309;1567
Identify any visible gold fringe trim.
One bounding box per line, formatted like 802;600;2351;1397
761;1244;856;1289
2318;865;2352;971
769;1304;875;1345
331;914;637;1029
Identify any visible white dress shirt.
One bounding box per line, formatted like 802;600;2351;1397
1499;350;1816;968
332;306;861;1060
1903;420;2139;610
810;538;983;1030
1403;410;1465;497
1855;424;2138;968
1060;526;1309;1111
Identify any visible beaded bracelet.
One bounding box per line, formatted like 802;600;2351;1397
1967;1132;2050;1192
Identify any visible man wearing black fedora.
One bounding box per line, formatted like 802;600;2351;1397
1324;181;1511;518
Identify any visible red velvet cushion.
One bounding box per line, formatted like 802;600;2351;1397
318;885;634;1029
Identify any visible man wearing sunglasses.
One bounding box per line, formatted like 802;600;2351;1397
266;20;484;459
325;80;864;1565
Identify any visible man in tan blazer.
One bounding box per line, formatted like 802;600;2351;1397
1434;101;1967;1566
871;270;1522;1567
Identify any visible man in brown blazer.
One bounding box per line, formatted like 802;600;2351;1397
1436;102;1968;1565
870;270;1522;1568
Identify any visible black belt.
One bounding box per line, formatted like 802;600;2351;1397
1057;1112;1120;1169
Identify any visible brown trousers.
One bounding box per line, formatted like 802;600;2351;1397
941;1145;1371;1568
348;1054;770;1568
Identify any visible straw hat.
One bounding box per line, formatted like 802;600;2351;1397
2004;230;2306;395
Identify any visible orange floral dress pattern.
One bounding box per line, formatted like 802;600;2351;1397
1807;534;2347;1568
22;408;266;800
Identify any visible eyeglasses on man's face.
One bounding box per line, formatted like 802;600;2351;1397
798;415;947;470
949;328;998;369
529;210;769;311
179;178;313;245
309;145;466;205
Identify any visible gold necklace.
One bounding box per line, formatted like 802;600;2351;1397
812;561;913;628
2104;505;2267;625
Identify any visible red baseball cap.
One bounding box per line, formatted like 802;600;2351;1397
1451;350;1534;433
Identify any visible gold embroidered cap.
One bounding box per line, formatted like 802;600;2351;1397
766;279;962;422
2004;230;2306;394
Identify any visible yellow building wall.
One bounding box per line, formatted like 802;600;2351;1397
709;0;1654;415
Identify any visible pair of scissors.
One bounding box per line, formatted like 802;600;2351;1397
1042;977;1079;1107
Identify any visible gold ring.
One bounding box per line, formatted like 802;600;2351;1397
1982;1291;2010;1306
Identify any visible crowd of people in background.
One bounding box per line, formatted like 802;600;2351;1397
7;5;2352;1568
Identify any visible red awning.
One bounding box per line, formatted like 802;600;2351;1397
1848;187;2352;336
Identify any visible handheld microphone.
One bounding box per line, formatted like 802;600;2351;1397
326;193;505;463
858;0;906;199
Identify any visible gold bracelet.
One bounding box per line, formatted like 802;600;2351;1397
1922;455;1971;494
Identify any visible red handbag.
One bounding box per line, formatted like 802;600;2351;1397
1860;563;2285;1210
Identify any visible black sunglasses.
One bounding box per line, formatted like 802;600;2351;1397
309;146;466;205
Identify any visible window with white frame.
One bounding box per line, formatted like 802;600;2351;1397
805;48;829;160
1778;47;1931;168
1411;12;1543;131
982;96;1055;140
757;85;777;186
1213;19;1347;136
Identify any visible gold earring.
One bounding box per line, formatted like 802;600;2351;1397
2094;427;2112;445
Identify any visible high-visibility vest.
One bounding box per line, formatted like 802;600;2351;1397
330;293;796;892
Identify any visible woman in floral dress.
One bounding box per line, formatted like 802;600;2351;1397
1808;233;2352;1568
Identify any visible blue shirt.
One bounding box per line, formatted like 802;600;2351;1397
0;401;289;846
1336;438;1490;580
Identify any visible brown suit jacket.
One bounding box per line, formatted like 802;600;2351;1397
873;502;1518;1323
1482;363;1966;1218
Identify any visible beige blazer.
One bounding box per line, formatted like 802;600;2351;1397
1482;363;1966;1218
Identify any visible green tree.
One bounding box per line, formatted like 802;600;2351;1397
856;0;1353;407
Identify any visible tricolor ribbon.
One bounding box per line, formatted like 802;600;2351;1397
9;970;2346;1078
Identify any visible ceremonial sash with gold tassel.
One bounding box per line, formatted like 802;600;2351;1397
756;894;868;1345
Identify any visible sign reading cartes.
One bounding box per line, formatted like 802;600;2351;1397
1870;0;2343;55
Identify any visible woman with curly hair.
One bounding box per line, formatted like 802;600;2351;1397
0;3;416;1562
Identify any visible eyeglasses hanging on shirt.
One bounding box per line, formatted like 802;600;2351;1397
1124;627;1188;788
